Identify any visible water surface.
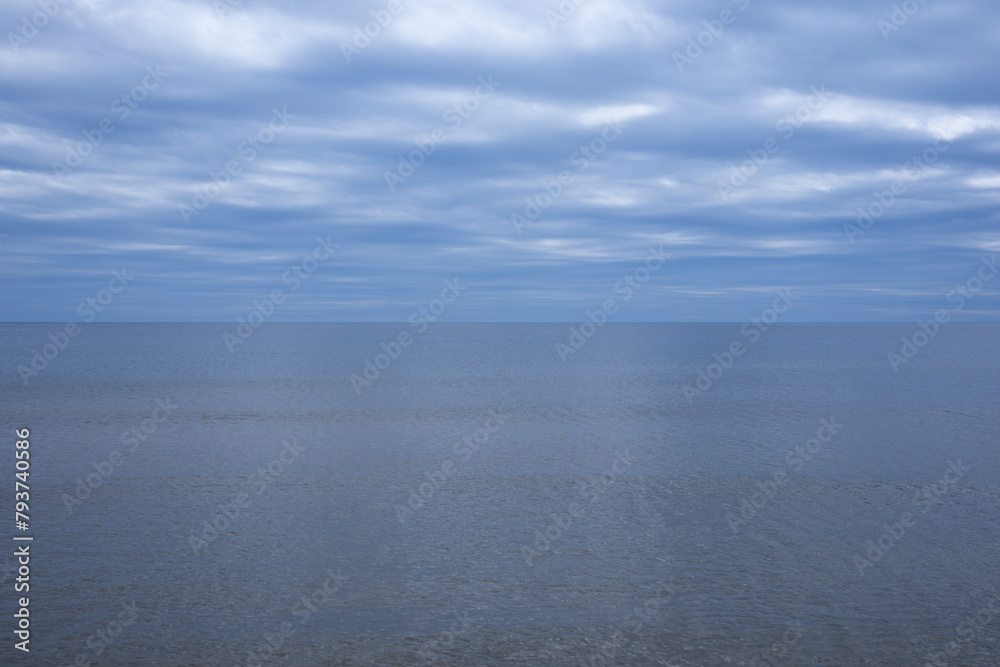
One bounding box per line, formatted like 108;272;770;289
2;323;999;665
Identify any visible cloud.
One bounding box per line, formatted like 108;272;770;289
0;0;998;321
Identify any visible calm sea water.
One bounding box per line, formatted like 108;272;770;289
2;323;999;665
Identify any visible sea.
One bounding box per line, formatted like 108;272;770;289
1;323;998;666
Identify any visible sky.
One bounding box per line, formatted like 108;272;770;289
1;0;998;322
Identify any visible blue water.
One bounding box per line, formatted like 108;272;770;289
2;323;999;665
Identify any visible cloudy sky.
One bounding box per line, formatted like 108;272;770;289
2;0;998;321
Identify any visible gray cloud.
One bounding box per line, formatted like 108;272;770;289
1;0;997;321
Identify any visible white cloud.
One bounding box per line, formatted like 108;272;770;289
792;93;1000;141
967;173;1000;189
80;0;332;69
